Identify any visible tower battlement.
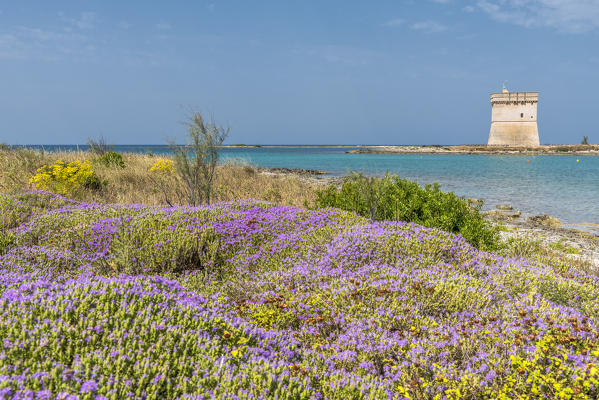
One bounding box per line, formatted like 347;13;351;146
488;90;540;146
490;92;538;105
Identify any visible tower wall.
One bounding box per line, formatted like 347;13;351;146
488;91;539;146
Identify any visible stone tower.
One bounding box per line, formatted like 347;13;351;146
488;87;539;146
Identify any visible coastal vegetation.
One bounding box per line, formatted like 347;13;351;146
1;189;598;398
1;145;598;398
0;147;317;207
28;159;102;196
87;135;114;156
169;110;229;206
95;151;126;169
314;173;498;250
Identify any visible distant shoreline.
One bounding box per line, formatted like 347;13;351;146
345;144;599;155
8;144;599;154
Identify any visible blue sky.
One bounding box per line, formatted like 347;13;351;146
1;1;598;145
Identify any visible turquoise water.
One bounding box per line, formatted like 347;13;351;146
19;145;599;228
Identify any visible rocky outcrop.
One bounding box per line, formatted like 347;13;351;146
528;215;561;228
485;209;521;219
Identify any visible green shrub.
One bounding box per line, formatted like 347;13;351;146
95;151;125;168
314;173;499;250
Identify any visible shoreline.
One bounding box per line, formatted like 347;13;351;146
345;144;599;155
11;144;599;154
489;212;599;270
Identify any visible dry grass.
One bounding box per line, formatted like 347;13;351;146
0;148;319;207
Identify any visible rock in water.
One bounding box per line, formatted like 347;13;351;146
528;215;561;228
497;204;514;211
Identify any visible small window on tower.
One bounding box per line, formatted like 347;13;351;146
521;113;524;118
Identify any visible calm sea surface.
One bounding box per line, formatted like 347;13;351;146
20;145;599;230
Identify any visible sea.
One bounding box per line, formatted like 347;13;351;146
17;145;599;231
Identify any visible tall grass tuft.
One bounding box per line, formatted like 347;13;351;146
87;135;113;155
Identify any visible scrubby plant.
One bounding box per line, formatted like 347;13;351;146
550;241;581;254
315;172;499;250
87;135;113;155
95;151;125;168
263;187;282;203
582;136;589;145
170;110;229;205
28;160;101;195
500;236;543;258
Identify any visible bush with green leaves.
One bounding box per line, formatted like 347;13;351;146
95;151;125;168
314;173;499;250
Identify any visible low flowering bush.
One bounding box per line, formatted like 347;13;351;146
28;160;101;195
148;159;174;174
0;191;598;398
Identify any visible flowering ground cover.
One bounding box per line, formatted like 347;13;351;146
1;190;598;399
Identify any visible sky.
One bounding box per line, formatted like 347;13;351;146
1;1;598;145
